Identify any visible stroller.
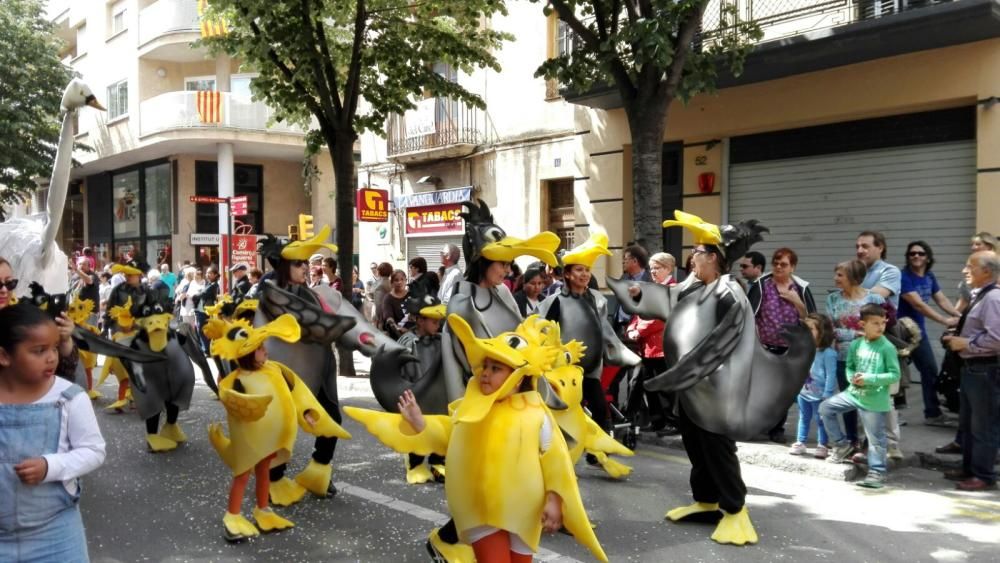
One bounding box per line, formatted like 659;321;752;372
600;364;644;450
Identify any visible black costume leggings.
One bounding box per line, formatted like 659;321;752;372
678;404;747;514
582;376;610;431
269;385;342;481
145;403;180;434
408;453;446;469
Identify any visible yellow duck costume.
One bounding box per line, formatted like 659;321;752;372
346;315;608;562
66;297;103;399
204;313;352;541
97;297;136;411
520;316;635;478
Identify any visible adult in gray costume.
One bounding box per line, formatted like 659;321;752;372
607;211;815;546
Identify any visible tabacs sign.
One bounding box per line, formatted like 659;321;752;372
405;203;464;237
357;188;389;222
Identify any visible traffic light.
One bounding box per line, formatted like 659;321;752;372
287;224;299;241
298;214;314;240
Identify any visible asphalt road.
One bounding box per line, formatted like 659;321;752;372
80;375;1000;562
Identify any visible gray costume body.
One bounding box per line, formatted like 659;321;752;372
535;287;640;380
129;335;196;420
607;273;815;441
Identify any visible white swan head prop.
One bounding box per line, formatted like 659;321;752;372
0;78;104;297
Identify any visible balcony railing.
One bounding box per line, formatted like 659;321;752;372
138;0;199;46
387;98;484;159
701;0;952;44
139;91;309;137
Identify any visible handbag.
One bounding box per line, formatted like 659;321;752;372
936;284;997;412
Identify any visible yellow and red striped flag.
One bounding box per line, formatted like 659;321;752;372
196;91;222;123
198;0;228;38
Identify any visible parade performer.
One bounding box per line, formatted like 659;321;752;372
535;231;641;478
203;313;351;541
253;226;400;506
103;258;151;332
607;211;815;545
347;315;608;562
96;297;138;411
204;295;259;383
65;297;102;399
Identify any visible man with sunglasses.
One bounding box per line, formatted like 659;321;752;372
739;251;765;288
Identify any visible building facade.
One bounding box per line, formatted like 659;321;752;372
47;0;320;271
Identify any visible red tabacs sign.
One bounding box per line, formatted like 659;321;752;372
405;203;464;236
357;188;390;222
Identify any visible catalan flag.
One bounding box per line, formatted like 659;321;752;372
197;91;222;124
198;0;228;38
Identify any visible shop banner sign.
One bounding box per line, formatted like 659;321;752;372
357;188;390;222
405;203;464;236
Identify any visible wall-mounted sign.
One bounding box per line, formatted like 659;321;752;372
357;188;390;222
229;234;258;267
190;233;222;245
393;186;471;209
405;203;464;237
230;195;248;216
404;98;437;139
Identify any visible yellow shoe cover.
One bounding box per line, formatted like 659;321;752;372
294;459;333;497
253;507;294;532
87;389;102;400
430;464;446;481
159;423;187;443
666;501;720;521
427;527;475;563
269;477;307;507
591;451;632;479
406;461;434;485
106;399;128;412
223;512;260;542
146;434;178;452
710;507;758;546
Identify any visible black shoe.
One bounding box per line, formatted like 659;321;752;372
656;425;681;437
935;442;962;455
943;468;973;481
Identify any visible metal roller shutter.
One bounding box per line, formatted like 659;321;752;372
406;236;466;273
728;140;976;344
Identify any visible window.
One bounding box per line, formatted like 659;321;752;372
112;171;140;239
556;20;573;57
107;162;173;266
110;1;127;35
75;24;87;56
546;178;576;250
185;74;256;101
144;163;172;237
107;80;128;120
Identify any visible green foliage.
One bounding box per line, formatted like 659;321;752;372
0;0;73;220
199;0;510;152
533;0;762;103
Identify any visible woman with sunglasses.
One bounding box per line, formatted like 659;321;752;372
0;257;79;381
898;241;961;426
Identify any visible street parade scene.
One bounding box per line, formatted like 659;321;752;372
3;0;1000;562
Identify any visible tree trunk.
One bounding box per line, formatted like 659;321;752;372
626;102;670;253
330;132;359;378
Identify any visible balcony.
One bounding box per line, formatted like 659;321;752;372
387;98;485;163
566;0;1000;109
137;0;204;61
139;91;309;137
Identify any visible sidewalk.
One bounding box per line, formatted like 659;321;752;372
637;380;969;482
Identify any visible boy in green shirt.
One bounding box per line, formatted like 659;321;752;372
820;304;901;488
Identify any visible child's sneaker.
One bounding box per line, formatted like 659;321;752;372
888;446;904;460
814;445;829;459
788;442;807;456
828;443;855;463
856;471;886;489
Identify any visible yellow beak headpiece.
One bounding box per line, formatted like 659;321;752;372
204;313;301;361
234;298;258;317
561;231;612;269
281;224;338;260
205;294;233;318
662;210;722;245
108;297;135;329
481;231;562;267
418;303;446;320
111;263;143;276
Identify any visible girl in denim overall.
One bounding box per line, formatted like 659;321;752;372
0;304;106;561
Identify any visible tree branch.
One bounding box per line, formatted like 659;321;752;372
662;0;709;99
342;0;368;126
299;0;344;121
312;11;346;116
624;0;638;23
550;0;637;98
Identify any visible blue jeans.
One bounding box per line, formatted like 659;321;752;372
959;364;1000;484
820;392;888;474
910;336;942;418
796;395;828;445
835;361;859;443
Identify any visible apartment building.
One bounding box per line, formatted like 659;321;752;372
358;3;586;276
564;0;1000;307
47;0;318;270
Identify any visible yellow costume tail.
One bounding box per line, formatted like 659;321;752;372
343;406;450;456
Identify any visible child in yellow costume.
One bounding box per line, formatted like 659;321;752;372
97;297;136;411
66;297;102;399
203;313;352;542
346;315;608;562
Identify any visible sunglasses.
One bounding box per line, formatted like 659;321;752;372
739;264;751;269
0;279;19;291
692;248;708;256
908;251;927;257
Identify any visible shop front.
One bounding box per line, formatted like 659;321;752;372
394;187;472;272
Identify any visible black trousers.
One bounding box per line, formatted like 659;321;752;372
640;357;677;425
678;404;747;514
582;376;609;431
270;383;342;481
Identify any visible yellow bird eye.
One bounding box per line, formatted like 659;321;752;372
505;335;527;350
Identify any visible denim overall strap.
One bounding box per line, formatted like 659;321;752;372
0;384;83;532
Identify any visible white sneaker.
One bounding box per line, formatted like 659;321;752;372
788;442;807;456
